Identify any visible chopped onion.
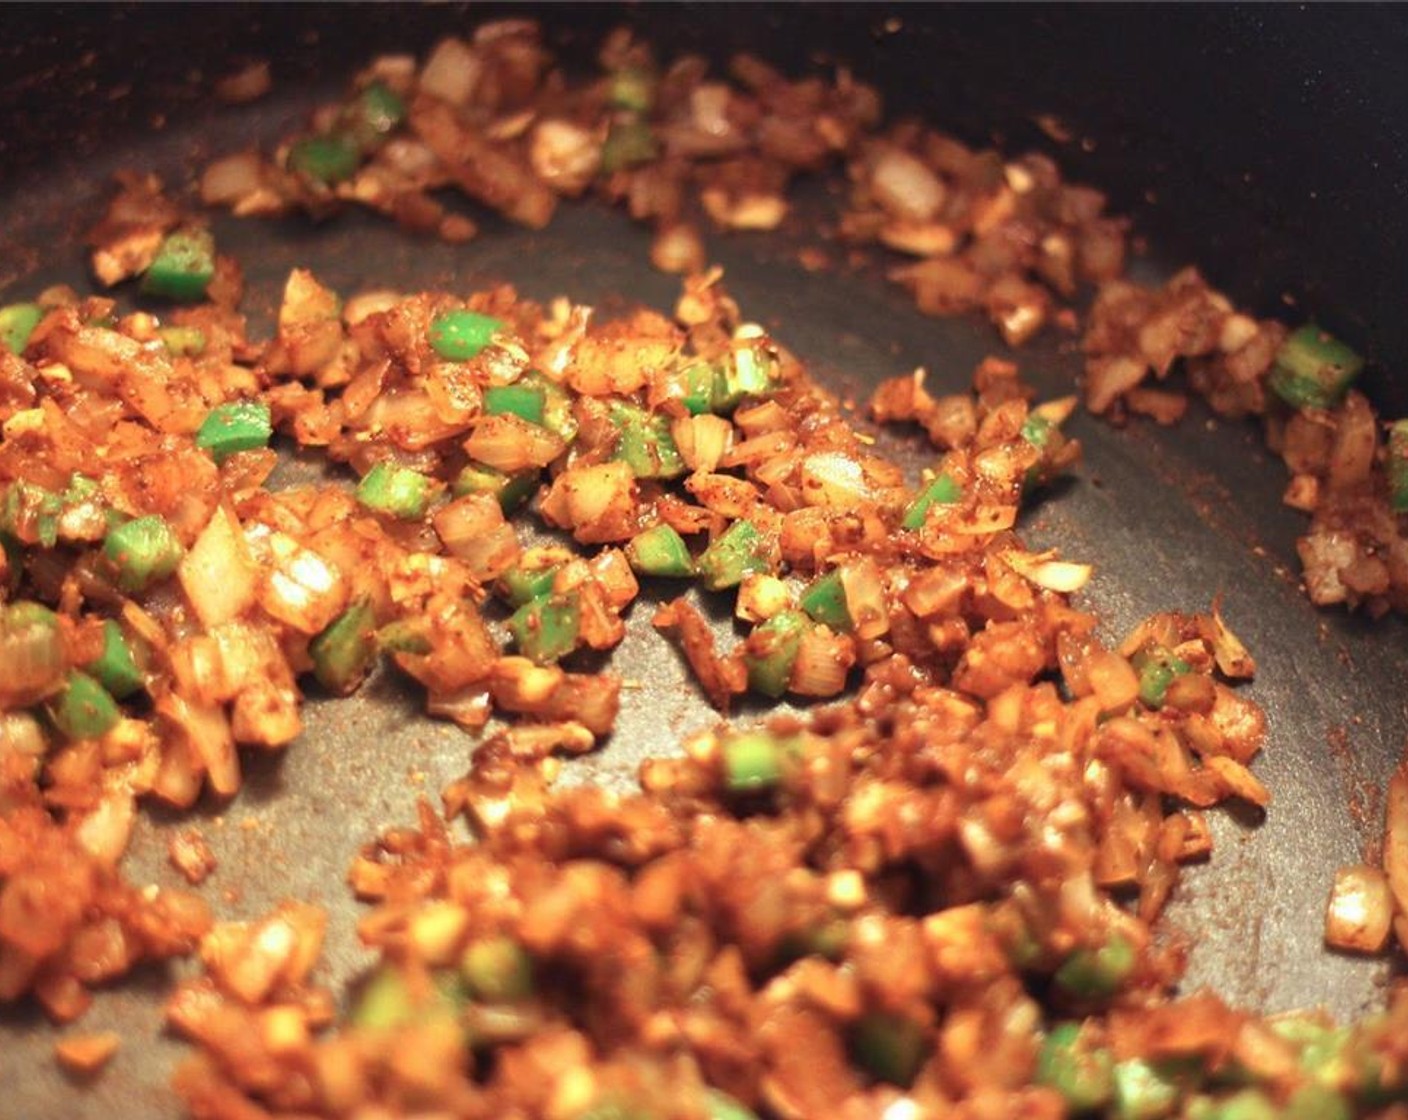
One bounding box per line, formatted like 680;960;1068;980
419;37;482;104
870;148;946;223
180;504;258;629
464;414;565;472
1324;863;1392;953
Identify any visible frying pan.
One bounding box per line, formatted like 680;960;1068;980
2;4;1407;1116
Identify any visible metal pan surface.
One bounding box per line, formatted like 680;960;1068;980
1;6;1406;1116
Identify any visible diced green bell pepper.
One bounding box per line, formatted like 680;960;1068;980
901;472;962;531
1388;419;1408;513
719;730;787;794
1055;934;1136;999
141;228;216;302
850;1012;927;1088
610;402;685;480
288;133;361;185
460;936;534;1002
49;670;121;740
342;81;406;153
1036;1022;1115;1112
195;400;273;463
1285;1084;1351;1120
496;549;566;607
356;462;439;519
743;609;808;698
1112;1058;1187;1120
714;342;779;410
0;302;43;354
451;464;538;512
677;362;722;415
696;519;771;591
309;599;378;695
609;66;657;113
600;118;659;173
158;325;207;356
104;515;184;593
625;523;695;577
429;309;503;361
508;593;581;664
350;965;465;1031
800;569;851;631
1133;646;1192;709
375;616;432;656
87;619;144;699
1186;1089;1279;1120
1269;324;1364;410
704;1089;760;1120
483;382;547;426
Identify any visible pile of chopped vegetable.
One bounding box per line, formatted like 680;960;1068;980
1;15;1407;1120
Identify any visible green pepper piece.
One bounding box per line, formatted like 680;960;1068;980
1133;647;1192;709
800;569;851;631
719;731;786;794
1021;411;1067;492
609;66;657;113
1036;1022;1115;1112
309;599;378;695
429;309;504;361
141;228;216;302
1;480;63;548
104;515;184;593
87;619;144;700
356;462;439;519
676;362;721;415
342;81;406;153
483;382;547;426
600;118;659;173
460;936;534;1002
496;549;566;607
288;133;360;185
610;402;685;480
711;342;779;412
625;524;695;578
1388;419;1408;514
704;1089;760;1120
508;593;581;664
0;302;43;355
350;965;465;1031
533;374;579;444
451;464;538;513
376;617;432;656
743;609;808;698
1055;934;1136;999
158;325;207;356
1112;1058;1185;1120
49;670;121;740
901;473;962;530
696;519;771;592
195;400;273;463
1187;1089;1279;1120
1269;323;1364;410
851;1013;927;1088
1285;1084;1351;1120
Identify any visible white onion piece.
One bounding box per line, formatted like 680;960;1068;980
180;504;258;629
1325;864;1393;953
870;148;946;223
419;37;482;105
200;152;266;206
